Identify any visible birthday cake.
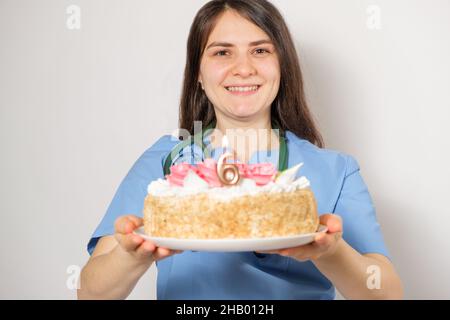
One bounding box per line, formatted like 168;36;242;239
143;158;319;239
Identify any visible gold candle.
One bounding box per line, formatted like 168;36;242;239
217;136;240;186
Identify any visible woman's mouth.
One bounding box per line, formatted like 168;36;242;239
225;85;261;96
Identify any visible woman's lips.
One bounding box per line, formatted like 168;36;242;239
224;85;261;96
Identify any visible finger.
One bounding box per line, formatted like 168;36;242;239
257;244;312;255
313;232;342;252
115;232;144;252
115;216;134;234
319;214;343;233
284;244;318;259
126;215;144;228
115;215;143;234
280;232;344;261
152;247;179;261
255;250;281;254
314;232;328;244
135;240;157;258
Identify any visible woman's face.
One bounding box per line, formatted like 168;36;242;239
199;10;281;123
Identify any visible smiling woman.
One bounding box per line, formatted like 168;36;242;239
180;0;324;150
79;0;403;300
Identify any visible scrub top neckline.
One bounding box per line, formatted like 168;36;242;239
202;130;280;167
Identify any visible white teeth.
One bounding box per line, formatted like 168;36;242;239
226;85;259;92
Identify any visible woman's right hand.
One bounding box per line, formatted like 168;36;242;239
114;215;182;263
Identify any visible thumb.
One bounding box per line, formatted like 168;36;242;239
115;215;143;234
319;214;343;233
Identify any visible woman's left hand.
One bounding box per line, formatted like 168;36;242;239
256;214;343;262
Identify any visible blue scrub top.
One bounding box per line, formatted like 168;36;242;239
87;131;390;300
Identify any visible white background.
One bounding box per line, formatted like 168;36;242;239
1;0;449;299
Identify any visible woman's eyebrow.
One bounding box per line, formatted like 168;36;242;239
206;39;273;50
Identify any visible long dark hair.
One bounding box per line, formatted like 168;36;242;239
179;0;324;148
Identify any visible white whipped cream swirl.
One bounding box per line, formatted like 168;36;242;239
147;172;310;201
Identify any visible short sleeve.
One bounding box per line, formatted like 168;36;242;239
333;155;390;259
86;135;176;255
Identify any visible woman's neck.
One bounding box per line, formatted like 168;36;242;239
210;116;280;164
215;116;272;133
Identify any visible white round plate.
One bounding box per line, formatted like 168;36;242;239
133;225;328;252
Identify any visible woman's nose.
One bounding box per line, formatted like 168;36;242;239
231;55;256;77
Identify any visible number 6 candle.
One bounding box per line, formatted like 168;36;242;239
217;135;240;186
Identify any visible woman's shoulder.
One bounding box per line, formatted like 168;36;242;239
286;131;360;178
144;134;180;153
135;134;180;167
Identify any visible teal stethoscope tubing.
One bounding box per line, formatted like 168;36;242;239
163;120;288;176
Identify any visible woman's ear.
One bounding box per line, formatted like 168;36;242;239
198;79;204;90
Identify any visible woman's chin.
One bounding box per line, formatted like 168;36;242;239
226;106;261;119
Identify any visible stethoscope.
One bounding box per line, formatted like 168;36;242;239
163;120;289;176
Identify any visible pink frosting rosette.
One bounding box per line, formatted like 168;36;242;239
196;158;223;187
166;163;196;187
234;162;248;176
244;163;277;185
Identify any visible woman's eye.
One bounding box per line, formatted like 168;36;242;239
214;50;229;56
255;48;270;54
